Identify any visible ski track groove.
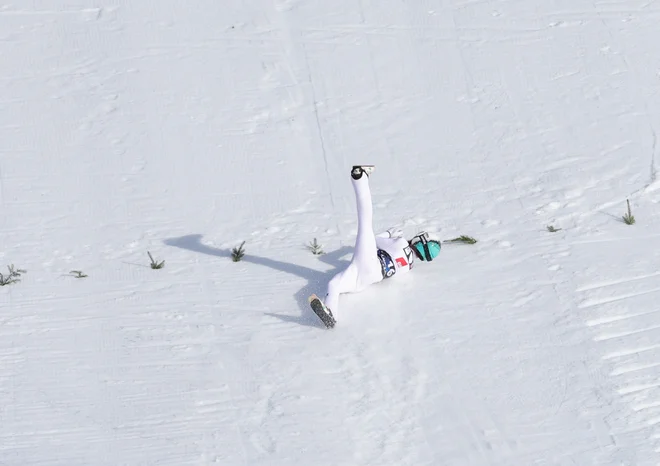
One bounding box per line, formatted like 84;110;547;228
577;271;660;292
587;309;660;326
611;361;660;377
579;287;660;308
578;264;660;456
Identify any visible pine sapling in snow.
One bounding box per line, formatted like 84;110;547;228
306;238;324;255
547;225;562;232
0;264;26;286
622;199;635;225
443;235;478;245
232;241;246;262
148;251;165;269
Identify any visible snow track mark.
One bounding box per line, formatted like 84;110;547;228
579;269;660;456
577;271;660;292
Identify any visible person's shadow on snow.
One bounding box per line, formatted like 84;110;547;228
163;234;351;328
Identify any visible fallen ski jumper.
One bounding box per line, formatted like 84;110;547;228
309;165;442;328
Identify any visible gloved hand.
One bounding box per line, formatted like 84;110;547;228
386;227;404;238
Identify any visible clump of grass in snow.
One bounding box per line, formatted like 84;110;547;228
306;238;324;255
443;235;478;245
147;251;165;269
69;270;88;278
231;241;246;262
622;199;635;225
547;225;562;232
0;265;26;286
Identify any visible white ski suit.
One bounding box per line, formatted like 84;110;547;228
323;172;415;315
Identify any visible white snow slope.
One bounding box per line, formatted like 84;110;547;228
2;1;660;465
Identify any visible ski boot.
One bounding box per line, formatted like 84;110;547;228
351;165;375;180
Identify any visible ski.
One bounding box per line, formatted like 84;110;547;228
308;294;336;329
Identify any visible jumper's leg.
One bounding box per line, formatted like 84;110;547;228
322;166;382;315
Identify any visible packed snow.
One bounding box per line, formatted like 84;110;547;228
1;1;660;464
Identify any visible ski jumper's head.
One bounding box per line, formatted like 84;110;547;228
409;231;441;262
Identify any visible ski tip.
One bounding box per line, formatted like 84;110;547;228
308;294;319;303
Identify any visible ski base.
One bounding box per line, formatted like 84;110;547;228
308;294;336;329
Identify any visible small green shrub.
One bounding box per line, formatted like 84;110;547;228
443;235;478;245
232;241;246;262
622;199;635;225
148;251;165;269
306;238;324;255
0;265;26;286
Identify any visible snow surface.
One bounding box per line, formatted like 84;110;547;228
2;1;660;464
